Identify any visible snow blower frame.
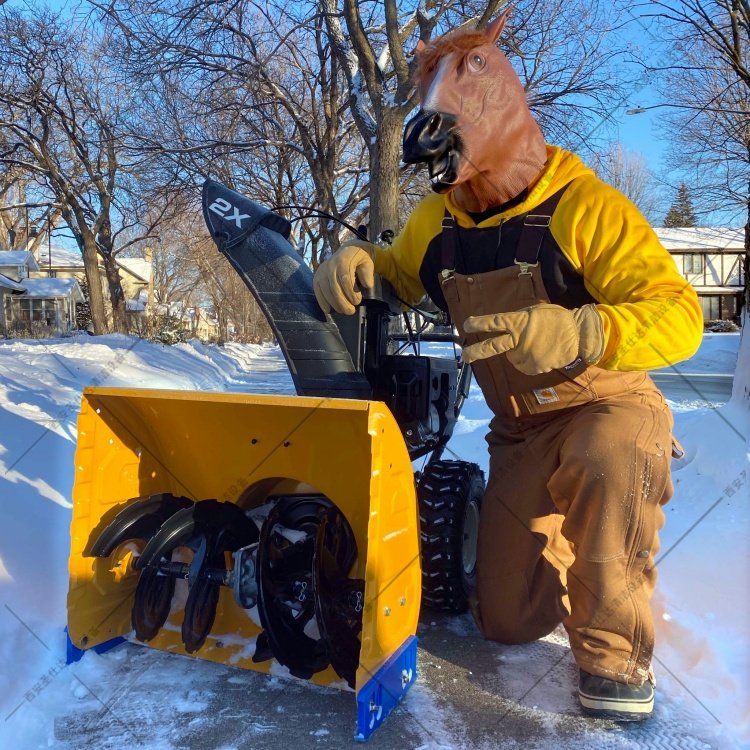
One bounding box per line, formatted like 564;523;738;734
66;181;484;741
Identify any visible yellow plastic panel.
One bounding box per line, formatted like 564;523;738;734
67;388;420;691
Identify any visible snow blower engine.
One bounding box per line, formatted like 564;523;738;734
66;180;485;740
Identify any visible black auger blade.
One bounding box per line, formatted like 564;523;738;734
183;576;221;654
132;566;177;642
137;500;259;570
253;496;333;678
133;499;260;652
87;493;193;558
313;507;364;689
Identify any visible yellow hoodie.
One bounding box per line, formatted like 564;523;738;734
373;145;703;371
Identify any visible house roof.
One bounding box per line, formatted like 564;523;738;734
0;250;40;272
18;277;85;303
654;227;745;252
118;257;151;283
36;245;84;268
0;273;26;293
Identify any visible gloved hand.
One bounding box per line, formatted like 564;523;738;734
313;240;376;315
461;303;604;375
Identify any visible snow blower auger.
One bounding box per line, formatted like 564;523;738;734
66;180;484;741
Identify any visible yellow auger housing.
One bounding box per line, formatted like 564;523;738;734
68;388;421;738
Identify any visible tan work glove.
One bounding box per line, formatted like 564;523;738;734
461;303;604;375
313;240;376;315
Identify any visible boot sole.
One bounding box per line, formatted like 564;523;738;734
579;690;654;721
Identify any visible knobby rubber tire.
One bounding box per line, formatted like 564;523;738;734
417;460;485;613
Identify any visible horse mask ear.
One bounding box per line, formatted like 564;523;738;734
414;39;427;56
484;6;512;43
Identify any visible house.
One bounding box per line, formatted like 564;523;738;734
150;300;220;341
116;256;152;304
0;250;39;281
183;305;220;341
655;227;745;323
0;272;27;336
35;245;152;308
9;277;84;333
0;250;84;336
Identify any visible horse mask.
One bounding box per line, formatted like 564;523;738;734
403;11;548;214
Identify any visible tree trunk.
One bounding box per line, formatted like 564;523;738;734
368;108;406;239
101;252;128;333
81;234;108;334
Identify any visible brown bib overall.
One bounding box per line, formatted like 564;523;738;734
440;196;674;685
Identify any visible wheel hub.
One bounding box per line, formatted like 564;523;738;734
462;499;480;575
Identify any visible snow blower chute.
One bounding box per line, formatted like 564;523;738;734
66;180;484;740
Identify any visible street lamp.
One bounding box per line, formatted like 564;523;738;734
48;214;52;278
626;102;749;116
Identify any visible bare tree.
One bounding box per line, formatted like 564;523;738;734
647;0;749;405
649;0;748;258
91;0;372;266
0;6;169;333
0;176;62;255
93;0;631;253
590;141;661;222
177;215;272;343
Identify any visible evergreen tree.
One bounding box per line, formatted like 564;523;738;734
663;183;697;227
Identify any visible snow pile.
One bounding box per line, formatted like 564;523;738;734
0;335;291;747
0;332;747;749
657;331;740;375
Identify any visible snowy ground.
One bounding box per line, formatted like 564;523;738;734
0;332;747;749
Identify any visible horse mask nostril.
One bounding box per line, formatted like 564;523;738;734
427;112;442;137
402;110;459;165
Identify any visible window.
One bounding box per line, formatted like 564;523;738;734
17;298;59;326
722;295;738;320
699;295;720;321
683;254;704;274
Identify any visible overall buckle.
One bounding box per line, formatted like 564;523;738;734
514;259;539;275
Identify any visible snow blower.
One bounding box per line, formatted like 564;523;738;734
66;180;484;740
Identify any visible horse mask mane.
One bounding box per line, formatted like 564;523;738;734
403;11;548;214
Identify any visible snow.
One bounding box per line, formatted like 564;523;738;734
118;257;152;283
0;331;747;748
0;249;40;272
126;298;146;312
18;276;84;300
0;272;26;292
36;245;84;268
657;331;739;375
654;227;744;252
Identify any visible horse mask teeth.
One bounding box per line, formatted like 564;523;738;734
429;149;460;190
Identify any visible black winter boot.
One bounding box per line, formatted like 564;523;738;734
578;668;654;721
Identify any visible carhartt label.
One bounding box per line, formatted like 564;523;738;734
533;387;560;405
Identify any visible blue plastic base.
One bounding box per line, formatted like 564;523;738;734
355;635;418;742
65;627;126;665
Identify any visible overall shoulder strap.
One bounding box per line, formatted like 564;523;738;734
440;209;457;272
514;184;572;267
